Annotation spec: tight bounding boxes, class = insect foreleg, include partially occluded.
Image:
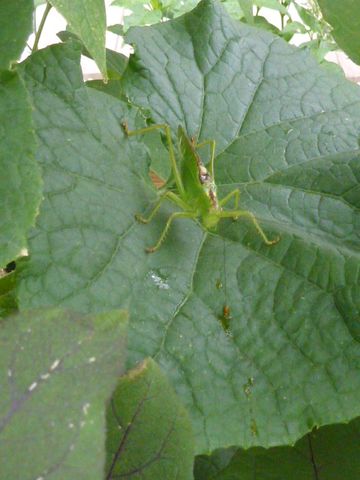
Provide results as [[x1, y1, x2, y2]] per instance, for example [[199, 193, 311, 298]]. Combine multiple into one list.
[[217, 209, 279, 246], [219, 189, 240, 209], [194, 139, 216, 178], [135, 191, 188, 224], [122, 122, 185, 197], [146, 211, 196, 253]]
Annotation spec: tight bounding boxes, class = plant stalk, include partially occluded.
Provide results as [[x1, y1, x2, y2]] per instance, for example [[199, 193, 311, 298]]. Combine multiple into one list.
[[280, 12, 285, 30], [33, 2, 52, 52]]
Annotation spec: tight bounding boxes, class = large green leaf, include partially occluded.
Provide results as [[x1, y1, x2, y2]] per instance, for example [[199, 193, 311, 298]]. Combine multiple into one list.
[[49, 0, 107, 79], [0, 0, 33, 69], [194, 417, 360, 479], [317, 0, 360, 66], [0, 308, 127, 479], [106, 358, 194, 479], [122, 0, 360, 451], [17, 0, 360, 454], [0, 70, 42, 268]]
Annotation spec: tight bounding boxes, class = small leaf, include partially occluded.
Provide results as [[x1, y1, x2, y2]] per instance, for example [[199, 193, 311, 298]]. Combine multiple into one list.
[[0, 308, 128, 480], [86, 78, 123, 98], [106, 358, 194, 480], [280, 20, 307, 39], [238, 0, 253, 24], [254, 0, 287, 14], [106, 49, 129, 78], [124, 4, 163, 30], [309, 39, 338, 64], [252, 15, 280, 35], [317, 0, 360, 66], [293, 4, 321, 33], [0, 70, 42, 268], [194, 417, 360, 479], [58, 30, 128, 78], [49, 0, 108, 80], [0, 0, 33, 69], [108, 24, 124, 36]]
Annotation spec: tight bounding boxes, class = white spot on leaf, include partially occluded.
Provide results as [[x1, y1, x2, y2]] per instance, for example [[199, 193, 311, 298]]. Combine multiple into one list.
[[148, 270, 170, 290], [28, 382, 37, 392], [50, 359, 60, 371]]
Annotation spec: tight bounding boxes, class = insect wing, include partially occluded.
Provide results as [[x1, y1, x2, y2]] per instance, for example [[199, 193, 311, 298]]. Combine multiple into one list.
[[177, 126, 211, 212]]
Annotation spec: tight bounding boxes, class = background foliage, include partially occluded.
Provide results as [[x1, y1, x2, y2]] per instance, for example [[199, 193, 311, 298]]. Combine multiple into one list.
[[115, 0, 338, 61]]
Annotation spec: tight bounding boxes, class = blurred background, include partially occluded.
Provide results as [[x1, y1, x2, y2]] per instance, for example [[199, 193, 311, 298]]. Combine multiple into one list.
[[23, 0, 360, 83]]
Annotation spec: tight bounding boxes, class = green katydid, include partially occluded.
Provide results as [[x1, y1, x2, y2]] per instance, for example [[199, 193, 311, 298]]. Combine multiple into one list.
[[122, 122, 279, 253]]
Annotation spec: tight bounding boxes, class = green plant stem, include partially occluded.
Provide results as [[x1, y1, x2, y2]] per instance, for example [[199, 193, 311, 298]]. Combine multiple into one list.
[[280, 12, 285, 29], [33, 2, 52, 52]]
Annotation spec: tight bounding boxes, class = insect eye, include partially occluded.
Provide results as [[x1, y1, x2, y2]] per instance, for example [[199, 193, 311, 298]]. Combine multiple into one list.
[[199, 166, 210, 183]]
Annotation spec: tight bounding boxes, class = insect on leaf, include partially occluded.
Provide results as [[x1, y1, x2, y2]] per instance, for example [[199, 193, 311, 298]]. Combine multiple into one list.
[[123, 122, 278, 251], [178, 126, 213, 214]]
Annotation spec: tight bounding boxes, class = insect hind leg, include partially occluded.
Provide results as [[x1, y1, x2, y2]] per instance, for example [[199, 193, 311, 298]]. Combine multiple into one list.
[[146, 211, 196, 253], [135, 191, 188, 224], [219, 189, 240, 209], [218, 209, 279, 246]]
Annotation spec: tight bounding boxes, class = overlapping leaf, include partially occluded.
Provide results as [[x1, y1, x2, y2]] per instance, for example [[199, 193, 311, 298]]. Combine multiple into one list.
[[106, 358, 194, 480], [0, 0, 33, 69], [49, 0, 107, 79], [0, 70, 41, 268], [57, 30, 128, 79], [17, 0, 360, 454], [194, 417, 360, 479], [317, 0, 360, 66], [0, 308, 127, 479]]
